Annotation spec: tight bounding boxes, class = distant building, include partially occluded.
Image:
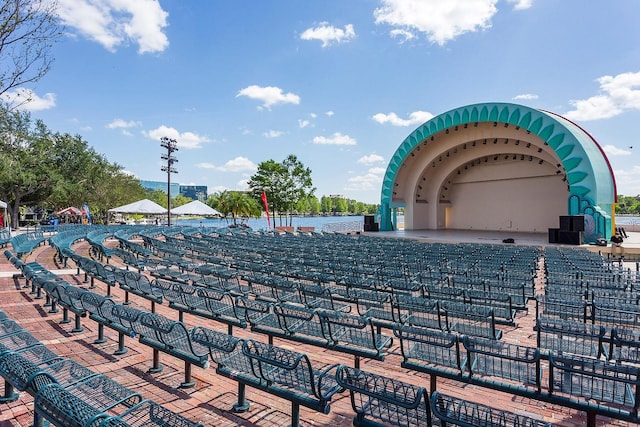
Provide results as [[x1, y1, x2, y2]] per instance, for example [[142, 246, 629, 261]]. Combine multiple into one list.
[[180, 185, 208, 201], [140, 180, 180, 195], [139, 180, 207, 201]]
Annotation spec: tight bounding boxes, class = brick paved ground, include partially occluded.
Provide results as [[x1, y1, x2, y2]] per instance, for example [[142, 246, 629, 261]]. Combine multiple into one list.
[[0, 241, 634, 426]]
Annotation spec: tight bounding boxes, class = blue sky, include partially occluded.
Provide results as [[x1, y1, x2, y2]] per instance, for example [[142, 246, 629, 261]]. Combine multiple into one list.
[[3, 0, 640, 203]]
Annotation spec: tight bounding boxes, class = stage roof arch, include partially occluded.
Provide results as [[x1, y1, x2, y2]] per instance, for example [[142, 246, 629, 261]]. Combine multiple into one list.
[[379, 102, 616, 242]]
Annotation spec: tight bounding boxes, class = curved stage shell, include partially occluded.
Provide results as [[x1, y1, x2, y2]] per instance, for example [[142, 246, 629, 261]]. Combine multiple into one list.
[[379, 102, 616, 243]]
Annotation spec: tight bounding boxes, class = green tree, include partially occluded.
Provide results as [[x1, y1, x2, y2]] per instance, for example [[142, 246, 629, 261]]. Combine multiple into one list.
[[320, 196, 332, 214], [0, 105, 144, 227], [172, 194, 192, 208], [146, 189, 168, 208], [248, 154, 314, 227], [0, 0, 62, 102]]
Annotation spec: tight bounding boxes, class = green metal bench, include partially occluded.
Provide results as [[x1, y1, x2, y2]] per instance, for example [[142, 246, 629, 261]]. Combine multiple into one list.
[[463, 336, 542, 393], [336, 365, 433, 426], [536, 317, 606, 358], [99, 399, 204, 427], [430, 392, 552, 427], [215, 338, 343, 427], [134, 312, 210, 388], [394, 324, 463, 392], [80, 292, 144, 355]]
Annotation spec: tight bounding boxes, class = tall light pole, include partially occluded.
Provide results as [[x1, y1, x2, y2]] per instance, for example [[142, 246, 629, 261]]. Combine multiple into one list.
[[161, 137, 178, 226]]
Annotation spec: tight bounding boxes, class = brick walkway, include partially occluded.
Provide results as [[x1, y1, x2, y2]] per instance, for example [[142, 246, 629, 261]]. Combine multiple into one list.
[[0, 242, 632, 426]]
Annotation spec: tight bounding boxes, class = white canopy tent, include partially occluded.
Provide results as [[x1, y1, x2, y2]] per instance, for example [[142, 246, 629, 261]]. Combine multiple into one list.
[[108, 199, 167, 214], [170, 200, 222, 216]]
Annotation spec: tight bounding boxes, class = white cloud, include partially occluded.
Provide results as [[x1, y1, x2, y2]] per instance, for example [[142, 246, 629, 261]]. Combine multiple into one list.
[[313, 132, 357, 145], [298, 119, 310, 129], [0, 88, 56, 111], [263, 130, 284, 138], [614, 165, 640, 196], [196, 157, 257, 172], [209, 185, 227, 194], [358, 154, 385, 165], [107, 118, 141, 129], [603, 145, 632, 156], [344, 173, 383, 191], [374, 0, 499, 45], [506, 0, 533, 10], [144, 125, 210, 149], [513, 93, 539, 100], [196, 162, 216, 169], [372, 110, 434, 126], [236, 85, 300, 110], [390, 28, 416, 43], [368, 166, 387, 175], [57, 0, 169, 53], [236, 179, 250, 190], [217, 157, 257, 173], [565, 71, 640, 121], [300, 22, 356, 47], [325, 110, 334, 117], [310, 113, 318, 119]]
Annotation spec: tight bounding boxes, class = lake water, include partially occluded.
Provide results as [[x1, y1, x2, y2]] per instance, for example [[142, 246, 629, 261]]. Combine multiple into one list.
[[175, 214, 640, 231], [173, 215, 370, 232]]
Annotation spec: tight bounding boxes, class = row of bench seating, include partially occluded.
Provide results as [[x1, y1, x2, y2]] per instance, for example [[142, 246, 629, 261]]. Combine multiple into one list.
[[10, 231, 46, 259], [393, 323, 640, 424], [0, 230, 10, 248], [0, 308, 203, 427]]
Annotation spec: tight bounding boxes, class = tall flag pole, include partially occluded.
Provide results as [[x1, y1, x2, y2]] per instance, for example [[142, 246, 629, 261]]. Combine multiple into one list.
[[261, 191, 270, 229]]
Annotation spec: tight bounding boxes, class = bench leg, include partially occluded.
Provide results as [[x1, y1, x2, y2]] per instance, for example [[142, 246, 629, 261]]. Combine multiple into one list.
[[151, 301, 156, 313], [33, 410, 47, 427], [232, 383, 250, 412], [60, 308, 69, 323], [83, 272, 88, 283], [180, 361, 195, 388], [354, 355, 360, 370], [227, 324, 233, 335], [289, 402, 301, 427], [114, 332, 128, 355], [71, 313, 83, 333], [35, 287, 43, 299], [147, 348, 163, 373], [89, 277, 95, 289], [178, 311, 184, 323], [429, 374, 437, 394], [0, 381, 19, 403], [123, 291, 130, 305], [586, 411, 596, 427], [43, 295, 51, 307], [49, 300, 59, 315], [106, 285, 111, 297], [94, 324, 107, 344]]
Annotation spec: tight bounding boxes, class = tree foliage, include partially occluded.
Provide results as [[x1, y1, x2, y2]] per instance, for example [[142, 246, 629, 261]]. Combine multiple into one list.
[[247, 154, 315, 227], [0, 0, 62, 101], [617, 195, 640, 215], [207, 190, 259, 225], [0, 105, 145, 227]]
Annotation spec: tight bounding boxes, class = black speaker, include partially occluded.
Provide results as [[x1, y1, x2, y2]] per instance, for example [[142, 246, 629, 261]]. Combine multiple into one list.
[[364, 222, 379, 232], [559, 216, 571, 231], [558, 230, 583, 245], [548, 228, 559, 244], [364, 215, 375, 225], [570, 216, 585, 232]]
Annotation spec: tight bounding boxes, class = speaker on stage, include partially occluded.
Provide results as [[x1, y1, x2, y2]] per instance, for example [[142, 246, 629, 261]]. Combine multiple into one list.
[[559, 216, 571, 231], [364, 215, 375, 225], [570, 216, 585, 232], [548, 228, 559, 244], [364, 222, 379, 232], [558, 230, 583, 245]]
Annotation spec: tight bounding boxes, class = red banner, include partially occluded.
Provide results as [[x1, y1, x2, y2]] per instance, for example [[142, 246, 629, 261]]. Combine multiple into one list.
[[261, 191, 270, 229]]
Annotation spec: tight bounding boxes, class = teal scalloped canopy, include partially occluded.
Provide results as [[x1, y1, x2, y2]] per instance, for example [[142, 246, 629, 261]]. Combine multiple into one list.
[[380, 102, 615, 208]]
